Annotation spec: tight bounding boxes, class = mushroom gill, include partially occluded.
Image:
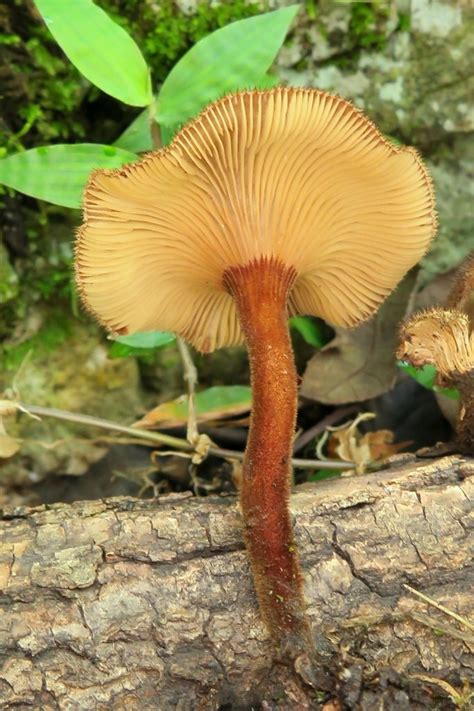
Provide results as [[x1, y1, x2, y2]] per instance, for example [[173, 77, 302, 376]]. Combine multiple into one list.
[[76, 87, 436, 353]]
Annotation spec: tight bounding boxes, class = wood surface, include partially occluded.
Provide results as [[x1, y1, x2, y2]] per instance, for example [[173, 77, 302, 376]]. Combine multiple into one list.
[[0, 455, 472, 710]]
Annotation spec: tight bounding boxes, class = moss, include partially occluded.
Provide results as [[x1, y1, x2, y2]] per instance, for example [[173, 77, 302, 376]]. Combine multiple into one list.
[[0, 202, 77, 343], [0, 242, 19, 304], [1, 0, 268, 330], [348, 1, 389, 52], [1, 309, 73, 372], [398, 12, 411, 33], [0, 8, 87, 151], [102, 0, 265, 86], [305, 0, 318, 22]]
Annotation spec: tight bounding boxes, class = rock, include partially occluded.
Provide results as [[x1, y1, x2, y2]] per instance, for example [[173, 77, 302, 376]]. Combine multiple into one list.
[[279, 1, 473, 144], [276, 0, 474, 277], [0, 316, 143, 485], [423, 135, 474, 282], [411, 0, 463, 37]]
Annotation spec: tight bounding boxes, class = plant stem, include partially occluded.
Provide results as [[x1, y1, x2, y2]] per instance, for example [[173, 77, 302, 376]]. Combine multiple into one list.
[[176, 336, 199, 444], [15, 402, 354, 470], [148, 109, 200, 447], [223, 257, 310, 652], [17, 403, 189, 449]]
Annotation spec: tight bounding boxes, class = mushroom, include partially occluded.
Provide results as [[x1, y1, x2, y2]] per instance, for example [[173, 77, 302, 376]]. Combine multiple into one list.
[[76, 88, 437, 654], [398, 254, 474, 454]]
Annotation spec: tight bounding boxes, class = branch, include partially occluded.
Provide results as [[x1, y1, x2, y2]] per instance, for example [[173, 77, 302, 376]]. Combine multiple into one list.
[[13, 401, 354, 470], [0, 455, 472, 709]]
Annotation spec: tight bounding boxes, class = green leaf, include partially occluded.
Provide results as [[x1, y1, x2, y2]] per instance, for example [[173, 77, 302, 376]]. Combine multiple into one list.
[[114, 331, 176, 349], [384, 133, 402, 147], [290, 316, 326, 348], [34, 0, 152, 106], [135, 385, 252, 428], [194, 385, 252, 418], [308, 470, 342, 482], [111, 331, 176, 358], [114, 110, 153, 153], [0, 144, 137, 208], [398, 362, 460, 399], [114, 71, 280, 152], [156, 5, 300, 127]]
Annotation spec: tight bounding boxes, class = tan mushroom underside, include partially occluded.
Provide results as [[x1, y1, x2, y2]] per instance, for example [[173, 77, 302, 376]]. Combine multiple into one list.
[[399, 309, 474, 376], [76, 88, 436, 352]]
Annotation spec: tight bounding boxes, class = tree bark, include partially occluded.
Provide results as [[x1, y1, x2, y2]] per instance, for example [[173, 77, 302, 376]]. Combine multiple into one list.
[[0, 455, 473, 710]]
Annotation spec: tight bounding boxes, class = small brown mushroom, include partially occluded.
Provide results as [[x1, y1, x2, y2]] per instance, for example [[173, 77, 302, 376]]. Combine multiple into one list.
[[76, 88, 437, 656], [398, 254, 474, 454]]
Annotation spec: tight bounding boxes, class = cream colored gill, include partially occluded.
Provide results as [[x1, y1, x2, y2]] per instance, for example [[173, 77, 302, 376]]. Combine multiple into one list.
[[77, 87, 436, 350]]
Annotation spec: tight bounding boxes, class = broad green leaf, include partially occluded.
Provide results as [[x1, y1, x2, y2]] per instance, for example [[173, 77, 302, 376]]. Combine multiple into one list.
[[115, 110, 153, 153], [254, 73, 280, 90], [160, 124, 176, 149], [34, 0, 152, 106], [115, 331, 176, 349], [156, 5, 300, 127], [109, 331, 176, 357], [290, 316, 326, 348], [135, 385, 252, 429], [160, 72, 282, 145], [398, 362, 459, 399], [0, 144, 137, 208]]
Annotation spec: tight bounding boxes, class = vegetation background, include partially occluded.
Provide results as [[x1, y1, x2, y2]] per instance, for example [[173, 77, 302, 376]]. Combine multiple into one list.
[[0, 0, 473, 504]]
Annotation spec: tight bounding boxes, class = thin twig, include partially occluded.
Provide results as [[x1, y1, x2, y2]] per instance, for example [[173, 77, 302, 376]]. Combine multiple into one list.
[[292, 404, 359, 454], [340, 610, 474, 645], [15, 402, 354, 471], [176, 337, 199, 444], [409, 611, 474, 645], [147, 109, 200, 446], [207, 444, 351, 469], [19, 403, 190, 449], [148, 98, 162, 150], [403, 584, 474, 632]]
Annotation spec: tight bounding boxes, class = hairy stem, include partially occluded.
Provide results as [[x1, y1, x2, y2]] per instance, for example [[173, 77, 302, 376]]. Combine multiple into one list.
[[224, 258, 310, 651]]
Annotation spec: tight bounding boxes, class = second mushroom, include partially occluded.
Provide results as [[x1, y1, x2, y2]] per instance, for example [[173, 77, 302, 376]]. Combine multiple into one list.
[[76, 88, 437, 655]]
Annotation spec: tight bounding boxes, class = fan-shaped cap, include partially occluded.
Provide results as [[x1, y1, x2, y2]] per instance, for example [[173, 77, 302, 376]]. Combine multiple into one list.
[[76, 87, 436, 352], [398, 308, 474, 376]]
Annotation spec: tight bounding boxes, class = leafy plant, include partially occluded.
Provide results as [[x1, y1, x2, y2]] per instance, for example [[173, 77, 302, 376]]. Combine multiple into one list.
[[0, 0, 300, 351], [398, 362, 460, 400], [348, 1, 389, 51]]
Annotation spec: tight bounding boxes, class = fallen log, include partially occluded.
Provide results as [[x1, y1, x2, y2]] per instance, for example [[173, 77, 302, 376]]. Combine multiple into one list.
[[0, 455, 473, 710]]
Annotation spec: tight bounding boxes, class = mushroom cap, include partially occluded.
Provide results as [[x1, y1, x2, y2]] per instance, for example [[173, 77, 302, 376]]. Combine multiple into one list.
[[398, 308, 474, 376], [76, 87, 436, 352]]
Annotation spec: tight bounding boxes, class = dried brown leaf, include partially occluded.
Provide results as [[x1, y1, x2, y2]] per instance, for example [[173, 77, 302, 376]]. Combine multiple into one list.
[[301, 271, 418, 404], [0, 434, 21, 459], [326, 413, 409, 474]]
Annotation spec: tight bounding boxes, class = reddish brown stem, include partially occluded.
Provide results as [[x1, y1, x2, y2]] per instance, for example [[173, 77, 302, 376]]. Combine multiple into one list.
[[223, 257, 310, 652]]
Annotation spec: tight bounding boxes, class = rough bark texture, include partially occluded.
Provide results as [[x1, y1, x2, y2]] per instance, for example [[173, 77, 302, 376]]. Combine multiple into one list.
[[0, 455, 473, 710]]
